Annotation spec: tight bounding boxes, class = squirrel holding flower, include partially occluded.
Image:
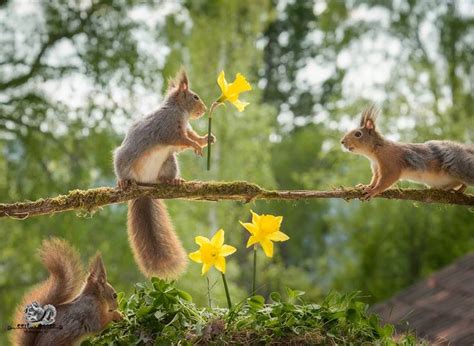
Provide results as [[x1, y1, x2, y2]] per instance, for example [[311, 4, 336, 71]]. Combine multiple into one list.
[[341, 105, 474, 199], [113, 69, 214, 278]]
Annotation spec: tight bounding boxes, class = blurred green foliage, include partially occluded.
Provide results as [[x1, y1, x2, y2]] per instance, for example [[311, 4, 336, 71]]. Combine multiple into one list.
[[0, 0, 472, 343]]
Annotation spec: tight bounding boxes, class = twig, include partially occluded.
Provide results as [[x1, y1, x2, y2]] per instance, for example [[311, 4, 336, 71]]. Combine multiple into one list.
[[0, 181, 472, 219]]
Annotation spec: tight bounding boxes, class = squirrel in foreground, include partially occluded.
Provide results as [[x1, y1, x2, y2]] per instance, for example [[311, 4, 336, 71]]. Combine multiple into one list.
[[341, 105, 474, 199], [12, 238, 122, 346], [113, 69, 213, 278]]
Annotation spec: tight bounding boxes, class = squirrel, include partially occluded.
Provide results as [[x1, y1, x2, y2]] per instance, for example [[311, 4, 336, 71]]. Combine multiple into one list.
[[113, 69, 214, 278], [340, 105, 474, 199], [12, 238, 122, 346]]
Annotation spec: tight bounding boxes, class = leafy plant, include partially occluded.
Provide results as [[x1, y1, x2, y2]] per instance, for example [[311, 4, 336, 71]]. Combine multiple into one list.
[[86, 279, 420, 345]]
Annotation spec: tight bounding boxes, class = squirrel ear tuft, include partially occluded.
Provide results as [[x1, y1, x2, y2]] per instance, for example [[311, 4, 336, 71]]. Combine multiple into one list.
[[168, 77, 177, 90], [360, 104, 378, 130], [88, 253, 107, 285], [177, 69, 189, 92]]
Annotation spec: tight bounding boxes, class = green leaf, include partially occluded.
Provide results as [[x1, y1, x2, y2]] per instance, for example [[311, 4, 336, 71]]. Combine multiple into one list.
[[270, 292, 281, 302], [136, 306, 153, 318], [247, 295, 265, 310], [176, 289, 193, 302]]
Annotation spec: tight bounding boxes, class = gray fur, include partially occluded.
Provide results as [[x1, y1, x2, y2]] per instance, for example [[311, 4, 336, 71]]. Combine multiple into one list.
[[402, 140, 474, 184], [158, 154, 179, 180], [36, 295, 102, 346], [114, 99, 188, 180], [113, 70, 205, 278]]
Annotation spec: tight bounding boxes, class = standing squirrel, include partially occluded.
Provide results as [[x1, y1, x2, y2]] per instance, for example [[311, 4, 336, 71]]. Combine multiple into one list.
[[341, 105, 474, 199], [113, 69, 214, 278], [12, 238, 122, 346]]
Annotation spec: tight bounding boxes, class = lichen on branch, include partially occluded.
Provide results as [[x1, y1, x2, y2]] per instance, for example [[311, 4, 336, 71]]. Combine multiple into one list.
[[0, 181, 472, 219]]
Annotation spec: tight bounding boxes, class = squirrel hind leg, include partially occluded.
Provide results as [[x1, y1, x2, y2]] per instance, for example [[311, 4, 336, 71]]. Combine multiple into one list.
[[157, 154, 182, 185]]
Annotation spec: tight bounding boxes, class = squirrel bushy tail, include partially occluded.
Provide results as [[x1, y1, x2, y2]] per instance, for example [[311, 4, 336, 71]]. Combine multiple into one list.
[[13, 238, 83, 345], [453, 146, 474, 185], [128, 197, 187, 278], [432, 141, 474, 185]]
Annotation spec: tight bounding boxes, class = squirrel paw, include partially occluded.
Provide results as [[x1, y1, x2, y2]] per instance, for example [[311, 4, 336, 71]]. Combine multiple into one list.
[[193, 146, 203, 156], [117, 179, 133, 190], [360, 187, 380, 201], [198, 134, 216, 147], [207, 133, 216, 144], [160, 177, 184, 186], [355, 183, 368, 189]]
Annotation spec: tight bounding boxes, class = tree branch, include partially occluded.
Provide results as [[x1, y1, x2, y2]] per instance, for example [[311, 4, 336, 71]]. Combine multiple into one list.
[[0, 181, 472, 219], [0, 2, 103, 91]]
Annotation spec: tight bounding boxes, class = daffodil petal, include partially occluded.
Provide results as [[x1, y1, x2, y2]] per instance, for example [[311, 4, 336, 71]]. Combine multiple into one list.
[[261, 239, 274, 257], [214, 256, 226, 273], [217, 71, 227, 94], [211, 229, 225, 247], [230, 98, 249, 112], [246, 235, 259, 248], [227, 73, 252, 95], [267, 231, 289, 242], [239, 221, 257, 235], [189, 251, 202, 263], [250, 210, 261, 225], [275, 216, 283, 228], [220, 244, 236, 256], [195, 236, 210, 246], [202, 262, 213, 275]]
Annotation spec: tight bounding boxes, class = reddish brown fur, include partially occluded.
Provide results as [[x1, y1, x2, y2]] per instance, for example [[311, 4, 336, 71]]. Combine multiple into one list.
[[12, 238, 83, 346], [341, 105, 472, 198], [128, 198, 187, 278], [12, 240, 121, 346]]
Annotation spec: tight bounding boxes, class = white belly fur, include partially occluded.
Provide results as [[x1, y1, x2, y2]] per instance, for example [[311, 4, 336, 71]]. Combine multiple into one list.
[[400, 170, 460, 188], [131, 146, 174, 183]]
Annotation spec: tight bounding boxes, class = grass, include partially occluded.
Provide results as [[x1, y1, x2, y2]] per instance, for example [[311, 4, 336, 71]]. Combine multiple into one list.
[[84, 278, 420, 345]]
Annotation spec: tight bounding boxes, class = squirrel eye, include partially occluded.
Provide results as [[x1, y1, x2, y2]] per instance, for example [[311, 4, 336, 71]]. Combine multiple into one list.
[[193, 94, 199, 101], [354, 131, 362, 138]]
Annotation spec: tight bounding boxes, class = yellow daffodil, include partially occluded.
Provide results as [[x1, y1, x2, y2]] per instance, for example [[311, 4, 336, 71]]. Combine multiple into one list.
[[216, 71, 252, 112], [189, 229, 236, 275], [240, 210, 289, 258]]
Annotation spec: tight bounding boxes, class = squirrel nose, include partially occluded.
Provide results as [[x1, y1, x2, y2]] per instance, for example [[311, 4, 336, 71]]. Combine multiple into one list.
[[340, 139, 345, 145]]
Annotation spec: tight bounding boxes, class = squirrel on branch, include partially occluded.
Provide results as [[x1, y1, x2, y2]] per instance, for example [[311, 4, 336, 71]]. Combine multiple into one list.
[[12, 238, 122, 346], [341, 105, 474, 199], [113, 69, 214, 278]]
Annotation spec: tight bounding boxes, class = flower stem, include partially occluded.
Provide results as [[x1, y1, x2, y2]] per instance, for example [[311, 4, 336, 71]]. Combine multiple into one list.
[[206, 276, 212, 308], [206, 102, 221, 171], [252, 245, 257, 295], [221, 273, 232, 309], [206, 115, 212, 170]]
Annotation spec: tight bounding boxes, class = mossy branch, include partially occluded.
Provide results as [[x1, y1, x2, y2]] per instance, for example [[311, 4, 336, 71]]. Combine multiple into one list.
[[0, 181, 473, 219]]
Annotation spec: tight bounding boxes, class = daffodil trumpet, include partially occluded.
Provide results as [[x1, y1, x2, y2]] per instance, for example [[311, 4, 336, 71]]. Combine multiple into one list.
[[206, 71, 252, 170]]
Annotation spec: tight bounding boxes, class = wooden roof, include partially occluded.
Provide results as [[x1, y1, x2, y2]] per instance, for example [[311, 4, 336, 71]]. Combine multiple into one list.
[[371, 253, 474, 344]]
